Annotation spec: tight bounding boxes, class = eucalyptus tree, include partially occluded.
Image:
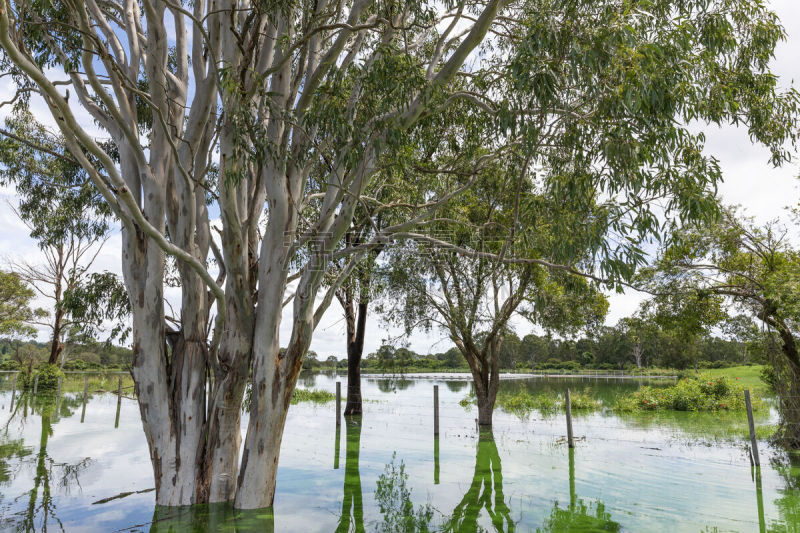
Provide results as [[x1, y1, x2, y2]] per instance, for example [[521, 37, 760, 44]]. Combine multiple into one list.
[[0, 269, 44, 367], [0, 0, 796, 509], [0, 269, 39, 338], [335, 234, 382, 416], [383, 161, 609, 425], [643, 210, 800, 447], [0, 111, 113, 366]]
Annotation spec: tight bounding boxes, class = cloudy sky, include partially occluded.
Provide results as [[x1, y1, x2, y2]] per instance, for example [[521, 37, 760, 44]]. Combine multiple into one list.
[[1, 0, 800, 358]]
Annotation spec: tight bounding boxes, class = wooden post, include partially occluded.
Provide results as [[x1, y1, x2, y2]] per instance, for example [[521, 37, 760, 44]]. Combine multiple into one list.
[[335, 381, 341, 427], [33, 374, 39, 395], [9, 372, 17, 410], [80, 375, 88, 423], [755, 466, 766, 533], [333, 421, 341, 469], [565, 388, 574, 448], [434, 436, 440, 485], [114, 376, 122, 428], [55, 377, 62, 413], [568, 446, 576, 510], [433, 385, 439, 436], [745, 389, 760, 467]]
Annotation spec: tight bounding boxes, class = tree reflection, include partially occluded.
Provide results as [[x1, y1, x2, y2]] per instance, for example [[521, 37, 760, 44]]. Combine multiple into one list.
[[1, 392, 91, 532], [336, 416, 364, 532], [376, 378, 413, 394], [148, 504, 275, 532], [444, 381, 468, 393], [443, 430, 514, 532], [373, 454, 434, 532], [767, 452, 800, 533]]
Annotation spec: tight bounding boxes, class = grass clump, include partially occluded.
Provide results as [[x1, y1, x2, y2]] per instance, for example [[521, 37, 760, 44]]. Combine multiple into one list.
[[616, 374, 763, 412], [290, 388, 336, 404], [243, 386, 335, 411], [20, 364, 65, 391], [498, 390, 560, 416], [461, 389, 601, 417]]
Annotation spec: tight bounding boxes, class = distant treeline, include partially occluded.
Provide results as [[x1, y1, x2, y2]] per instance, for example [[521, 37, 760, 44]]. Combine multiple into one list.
[[1, 326, 768, 374], [306, 328, 772, 372], [0, 338, 132, 371]]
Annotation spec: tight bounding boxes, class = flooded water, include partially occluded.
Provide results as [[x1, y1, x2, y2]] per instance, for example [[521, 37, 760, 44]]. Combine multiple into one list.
[[0, 372, 798, 532]]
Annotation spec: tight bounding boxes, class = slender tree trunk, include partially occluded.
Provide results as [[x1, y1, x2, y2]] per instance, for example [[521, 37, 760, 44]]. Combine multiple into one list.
[[463, 347, 500, 427], [234, 223, 299, 509], [47, 308, 64, 366], [775, 328, 800, 448], [200, 315, 252, 503], [235, 352, 298, 509], [344, 302, 367, 416], [632, 344, 643, 369]]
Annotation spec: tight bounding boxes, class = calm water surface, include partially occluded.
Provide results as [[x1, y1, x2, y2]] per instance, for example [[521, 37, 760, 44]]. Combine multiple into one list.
[[0, 372, 798, 532]]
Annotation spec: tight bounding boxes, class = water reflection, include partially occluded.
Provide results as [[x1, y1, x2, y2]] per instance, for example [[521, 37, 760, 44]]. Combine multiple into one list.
[[336, 417, 364, 533], [0, 373, 797, 531], [536, 448, 620, 532], [299, 371, 317, 389], [373, 455, 434, 532], [444, 381, 468, 393], [148, 504, 275, 532], [1, 392, 91, 531], [443, 430, 514, 532], [768, 452, 800, 532], [374, 378, 413, 394]]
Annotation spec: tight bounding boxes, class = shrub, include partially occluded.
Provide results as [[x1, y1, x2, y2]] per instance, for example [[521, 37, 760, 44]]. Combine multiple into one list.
[[760, 365, 777, 394], [568, 390, 601, 410], [21, 364, 65, 391], [0, 360, 20, 371], [63, 358, 102, 371], [491, 389, 600, 418], [616, 374, 762, 412], [290, 388, 336, 404]]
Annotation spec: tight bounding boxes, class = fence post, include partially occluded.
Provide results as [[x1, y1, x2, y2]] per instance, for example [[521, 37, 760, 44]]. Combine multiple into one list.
[[434, 435, 440, 485], [744, 389, 760, 467], [114, 376, 122, 428], [335, 381, 341, 427], [565, 388, 574, 448], [33, 374, 39, 395], [10, 372, 17, 410], [55, 377, 62, 412], [433, 385, 439, 436], [333, 421, 341, 469], [80, 375, 88, 423]]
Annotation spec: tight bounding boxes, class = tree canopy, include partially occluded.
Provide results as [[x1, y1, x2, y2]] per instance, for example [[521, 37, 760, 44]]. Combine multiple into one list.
[[0, 0, 797, 508]]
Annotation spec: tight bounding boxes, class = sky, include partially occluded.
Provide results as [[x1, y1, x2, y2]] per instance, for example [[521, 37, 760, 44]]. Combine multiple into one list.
[[1, 1, 800, 358]]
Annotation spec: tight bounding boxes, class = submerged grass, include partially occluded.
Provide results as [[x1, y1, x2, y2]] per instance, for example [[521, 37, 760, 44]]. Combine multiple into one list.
[[461, 389, 601, 418], [290, 388, 336, 404], [242, 386, 336, 411], [616, 373, 764, 412]]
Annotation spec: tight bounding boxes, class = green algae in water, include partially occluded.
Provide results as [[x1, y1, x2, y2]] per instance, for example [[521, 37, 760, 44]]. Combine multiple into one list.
[[460, 388, 601, 418], [1, 372, 799, 532]]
